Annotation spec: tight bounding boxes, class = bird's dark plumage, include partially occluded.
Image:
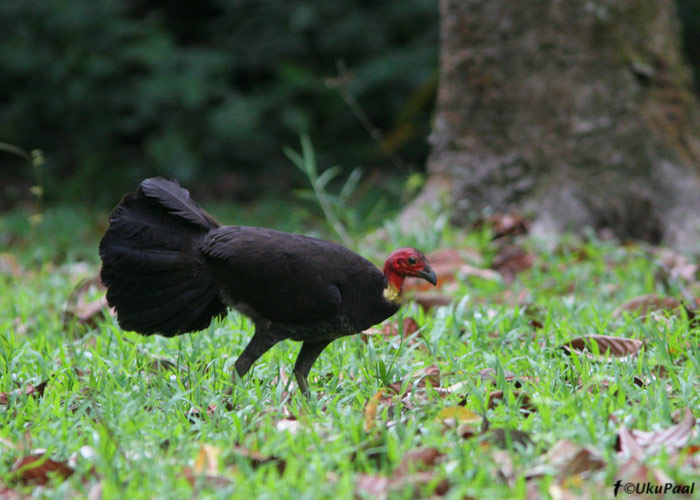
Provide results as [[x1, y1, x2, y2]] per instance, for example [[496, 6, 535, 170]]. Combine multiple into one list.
[[99, 177, 436, 394]]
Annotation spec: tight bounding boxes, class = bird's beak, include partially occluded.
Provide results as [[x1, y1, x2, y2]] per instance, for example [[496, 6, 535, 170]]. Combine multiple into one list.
[[414, 265, 437, 286]]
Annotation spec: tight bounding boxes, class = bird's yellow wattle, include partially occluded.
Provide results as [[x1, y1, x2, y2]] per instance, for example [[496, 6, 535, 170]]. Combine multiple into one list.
[[382, 283, 402, 303]]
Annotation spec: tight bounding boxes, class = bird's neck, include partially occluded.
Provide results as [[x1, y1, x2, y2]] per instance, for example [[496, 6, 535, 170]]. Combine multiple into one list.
[[382, 266, 405, 304]]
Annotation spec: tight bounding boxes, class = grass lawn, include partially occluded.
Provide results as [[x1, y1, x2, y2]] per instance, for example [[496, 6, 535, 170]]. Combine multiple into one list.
[[1, 205, 699, 499]]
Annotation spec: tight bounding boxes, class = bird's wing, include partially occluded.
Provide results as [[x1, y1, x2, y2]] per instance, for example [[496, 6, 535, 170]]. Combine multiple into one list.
[[200, 227, 352, 325]]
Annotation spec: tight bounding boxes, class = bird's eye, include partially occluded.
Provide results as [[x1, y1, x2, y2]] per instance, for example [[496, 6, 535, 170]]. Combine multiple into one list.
[[407, 256, 417, 265]]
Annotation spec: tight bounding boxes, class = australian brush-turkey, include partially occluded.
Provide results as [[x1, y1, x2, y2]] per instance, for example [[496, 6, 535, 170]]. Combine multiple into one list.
[[99, 178, 437, 394]]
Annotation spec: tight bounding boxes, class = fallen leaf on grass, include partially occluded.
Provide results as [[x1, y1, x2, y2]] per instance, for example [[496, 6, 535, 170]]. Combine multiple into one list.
[[560, 335, 643, 359], [186, 404, 219, 422], [487, 390, 535, 415], [365, 367, 445, 430], [460, 264, 502, 282], [230, 445, 286, 474], [181, 467, 232, 488], [0, 253, 23, 277], [612, 294, 690, 319], [396, 447, 444, 475], [436, 406, 481, 425], [478, 368, 517, 385], [526, 439, 605, 480], [560, 447, 606, 478], [617, 409, 696, 459], [194, 444, 221, 475], [491, 448, 515, 483], [74, 297, 112, 327], [0, 380, 48, 406], [364, 390, 386, 432], [0, 486, 23, 500], [579, 375, 651, 395], [474, 212, 530, 239], [11, 454, 74, 486], [653, 247, 699, 283], [356, 471, 449, 499], [613, 456, 674, 497], [411, 292, 452, 311], [362, 317, 419, 342], [491, 245, 535, 283], [387, 365, 441, 395], [62, 277, 115, 331], [617, 426, 645, 460], [484, 428, 534, 449]]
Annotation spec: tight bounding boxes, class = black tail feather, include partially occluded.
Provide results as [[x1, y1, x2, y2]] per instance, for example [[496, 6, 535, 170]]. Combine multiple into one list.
[[99, 178, 227, 337]]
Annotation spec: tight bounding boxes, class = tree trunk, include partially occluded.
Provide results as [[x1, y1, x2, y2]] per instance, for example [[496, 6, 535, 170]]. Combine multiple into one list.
[[416, 0, 700, 250]]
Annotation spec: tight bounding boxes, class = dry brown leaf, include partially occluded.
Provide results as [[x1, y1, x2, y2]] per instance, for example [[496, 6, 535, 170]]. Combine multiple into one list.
[[0, 380, 48, 406], [186, 403, 220, 422], [478, 368, 517, 385], [561, 335, 643, 358], [653, 247, 699, 283], [62, 278, 114, 330], [194, 444, 221, 475], [612, 294, 688, 318], [614, 457, 676, 498], [411, 292, 452, 311], [231, 445, 286, 474], [436, 406, 481, 424], [475, 212, 530, 239], [485, 428, 533, 449], [181, 466, 232, 487], [356, 473, 392, 498], [362, 317, 420, 342], [0, 253, 22, 277], [456, 423, 478, 439], [396, 447, 444, 475], [383, 317, 419, 337], [617, 425, 646, 460], [491, 448, 515, 482], [11, 454, 74, 486], [491, 245, 535, 283], [459, 264, 501, 282], [356, 471, 449, 499], [561, 448, 606, 477], [487, 390, 535, 415], [526, 439, 605, 480], [388, 365, 441, 396], [412, 365, 441, 389], [617, 409, 696, 458], [75, 296, 112, 327], [364, 390, 385, 432], [0, 486, 23, 500]]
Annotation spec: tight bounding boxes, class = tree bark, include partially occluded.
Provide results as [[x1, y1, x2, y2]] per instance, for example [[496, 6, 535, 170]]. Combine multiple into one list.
[[417, 0, 700, 250]]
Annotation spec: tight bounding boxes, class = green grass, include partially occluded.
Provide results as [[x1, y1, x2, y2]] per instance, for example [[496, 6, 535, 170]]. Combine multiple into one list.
[[1, 205, 699, 499]]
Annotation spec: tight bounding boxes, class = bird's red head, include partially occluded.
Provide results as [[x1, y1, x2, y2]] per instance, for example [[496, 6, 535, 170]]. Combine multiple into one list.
[[383, 247, 437, 301]]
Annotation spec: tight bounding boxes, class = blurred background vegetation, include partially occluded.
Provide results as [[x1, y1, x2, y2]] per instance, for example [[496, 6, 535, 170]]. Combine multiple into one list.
[[0, 0, 698, 208]]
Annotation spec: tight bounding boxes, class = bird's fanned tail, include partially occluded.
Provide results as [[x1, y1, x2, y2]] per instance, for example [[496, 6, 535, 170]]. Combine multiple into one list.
[[99, 178, 227, 336]]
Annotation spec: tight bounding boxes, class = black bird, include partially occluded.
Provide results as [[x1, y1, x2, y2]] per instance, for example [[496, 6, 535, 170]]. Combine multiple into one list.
[[99, 178, 437, 394]]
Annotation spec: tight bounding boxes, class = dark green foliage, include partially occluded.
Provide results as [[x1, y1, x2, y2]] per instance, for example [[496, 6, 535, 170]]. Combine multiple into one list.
[[678, 0, 700, 94], [2, 0, 698, 207], [0, 0, 438, 204]]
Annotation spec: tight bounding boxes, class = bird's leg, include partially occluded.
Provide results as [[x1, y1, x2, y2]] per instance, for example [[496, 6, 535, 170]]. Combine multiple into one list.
[[293, 340, 331, 396], [228, 328, 279, 395]]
